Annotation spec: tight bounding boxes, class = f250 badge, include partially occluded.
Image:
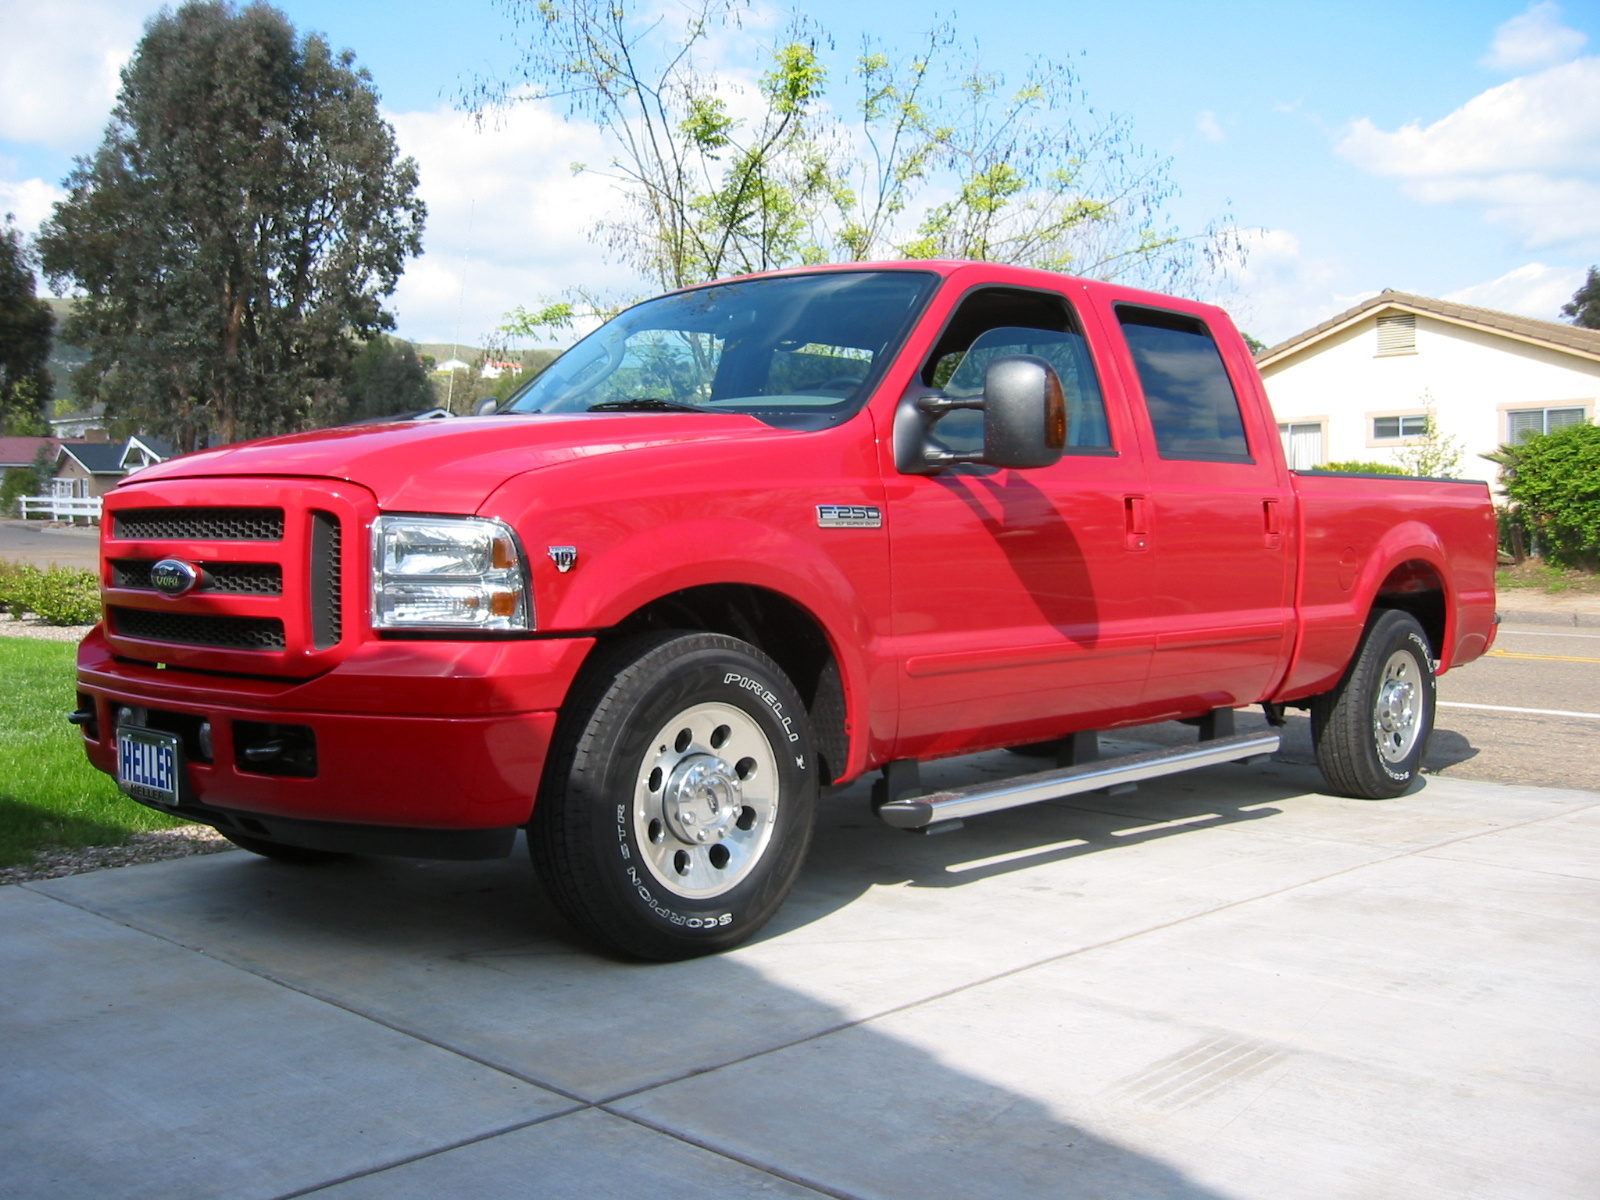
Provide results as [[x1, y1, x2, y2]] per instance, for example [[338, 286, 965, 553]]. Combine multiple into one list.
[[816, 504, 882, 529]]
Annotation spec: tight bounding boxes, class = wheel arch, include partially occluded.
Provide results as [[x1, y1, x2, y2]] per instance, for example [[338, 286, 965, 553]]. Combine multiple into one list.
[[583, 583, 857, 785]]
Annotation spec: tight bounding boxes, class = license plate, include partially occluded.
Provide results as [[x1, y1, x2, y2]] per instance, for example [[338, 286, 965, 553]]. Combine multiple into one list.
[[118, 727, 182, 806]]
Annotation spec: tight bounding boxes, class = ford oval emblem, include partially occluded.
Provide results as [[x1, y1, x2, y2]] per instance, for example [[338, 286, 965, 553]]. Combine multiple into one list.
[[149, 558, 201, 598]]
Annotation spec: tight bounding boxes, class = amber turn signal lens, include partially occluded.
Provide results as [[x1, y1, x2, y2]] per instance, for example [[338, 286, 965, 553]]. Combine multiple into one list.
[[1045, 372, 1067, 450], [489, 591, 518, 617], [491, 536, 517, 570]]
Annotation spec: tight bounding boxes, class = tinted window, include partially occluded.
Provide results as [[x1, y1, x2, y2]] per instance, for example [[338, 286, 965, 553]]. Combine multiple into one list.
[[921, 289, 1113, 456], [1118, 306, 1250, 462], [505, 271, 937, 430]]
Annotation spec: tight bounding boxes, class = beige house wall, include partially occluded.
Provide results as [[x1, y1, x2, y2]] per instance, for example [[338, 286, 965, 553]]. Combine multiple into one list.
[[1259, 313, 1600, 486]]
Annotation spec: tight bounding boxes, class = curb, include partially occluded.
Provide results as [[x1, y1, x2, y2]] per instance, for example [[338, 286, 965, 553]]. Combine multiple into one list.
[[1498, 608, 1600, 629]]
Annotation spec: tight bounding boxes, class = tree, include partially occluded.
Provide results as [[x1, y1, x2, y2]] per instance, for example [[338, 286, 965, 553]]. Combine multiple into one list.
[[0, 215, 53, 436], [1562, 266, 1600, 329], [1486, 422, 1600, 567], [1394, 393, 1463, 479], [476, 1, 1239, 297], [37, 2, 425, 452], [334, 336, 436, 423]]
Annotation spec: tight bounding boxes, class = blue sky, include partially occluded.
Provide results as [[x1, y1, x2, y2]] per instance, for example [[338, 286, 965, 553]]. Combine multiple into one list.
[[4, 0, 1598, 346]]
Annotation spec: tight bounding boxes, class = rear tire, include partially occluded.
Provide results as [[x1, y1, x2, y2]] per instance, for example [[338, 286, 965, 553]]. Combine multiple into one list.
[[530, 632, 818, 961], [1311, 609, 1435, 799], [220, 832, 349, 864]]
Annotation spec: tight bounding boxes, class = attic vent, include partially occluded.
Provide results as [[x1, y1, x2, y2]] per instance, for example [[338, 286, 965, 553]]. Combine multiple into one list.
[[1376, 313, 1416, 355]]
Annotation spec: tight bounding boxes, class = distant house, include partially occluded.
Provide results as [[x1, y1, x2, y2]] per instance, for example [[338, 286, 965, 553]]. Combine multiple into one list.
[[433, 357, 471, 374], [479, 359, 523, 380], [1258, 291, 1600, 480], [54, 435, 174, 499], [49, 404, 108, 439], [0, 436, 79, 473]]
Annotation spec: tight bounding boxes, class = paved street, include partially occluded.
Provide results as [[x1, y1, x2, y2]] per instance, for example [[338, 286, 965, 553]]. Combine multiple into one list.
[[0, 519, 100, 569]]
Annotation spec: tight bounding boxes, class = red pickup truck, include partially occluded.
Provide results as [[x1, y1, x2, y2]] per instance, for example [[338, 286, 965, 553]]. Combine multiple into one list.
[[75, 261, 1498, 959]]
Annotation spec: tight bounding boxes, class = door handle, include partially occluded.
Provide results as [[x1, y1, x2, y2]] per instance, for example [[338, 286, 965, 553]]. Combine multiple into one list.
[[1124, 495, 1149, 552], [1263, 499, 1282, 549]]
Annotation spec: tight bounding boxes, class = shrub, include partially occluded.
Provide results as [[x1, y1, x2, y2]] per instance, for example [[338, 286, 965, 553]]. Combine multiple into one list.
[[1322, 460, 1406, 475], [1489, 423, 1600, 568], [0, 562, 101, 625]]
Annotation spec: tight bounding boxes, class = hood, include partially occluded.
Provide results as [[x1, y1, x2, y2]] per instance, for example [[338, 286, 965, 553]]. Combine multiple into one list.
[[128, 412, 777, 511]]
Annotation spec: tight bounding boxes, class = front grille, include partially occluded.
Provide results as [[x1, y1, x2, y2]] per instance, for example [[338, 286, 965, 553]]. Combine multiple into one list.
[[110, 606, 286, 651], [308, 511, 341, 649], [111, 559, 283, 595], [114, 507, 284, 541]]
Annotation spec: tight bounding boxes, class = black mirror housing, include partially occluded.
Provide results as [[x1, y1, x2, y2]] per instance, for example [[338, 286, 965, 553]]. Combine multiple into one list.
[[981, 355, 1067, 469], [893, 354, 1067, 474]]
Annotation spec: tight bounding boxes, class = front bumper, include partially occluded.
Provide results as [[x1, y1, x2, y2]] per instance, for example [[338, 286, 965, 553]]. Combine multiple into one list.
[[77, 627, 594, 833]]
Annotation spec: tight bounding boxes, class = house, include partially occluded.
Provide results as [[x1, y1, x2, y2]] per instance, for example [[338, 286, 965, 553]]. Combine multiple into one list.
[[433, 357, 471, 374], [49, 403, 108, 439], [1257, 290, 1600, 480], [54, 435, 173, 499], [479, 359, 524, 380], [0, 436, 80, 474]]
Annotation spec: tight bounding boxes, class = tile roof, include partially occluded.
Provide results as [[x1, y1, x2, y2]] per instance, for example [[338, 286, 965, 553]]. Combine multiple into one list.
[[1257, 290, 1600, 368], [0, 436, 80, 469]]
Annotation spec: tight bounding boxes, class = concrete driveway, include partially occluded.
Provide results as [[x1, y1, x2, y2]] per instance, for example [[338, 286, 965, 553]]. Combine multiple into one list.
[[3, 752, 1598, 1200]]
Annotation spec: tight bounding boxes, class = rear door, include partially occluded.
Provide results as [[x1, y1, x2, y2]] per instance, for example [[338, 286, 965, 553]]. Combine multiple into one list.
[[1087, 297, 1295, 712]]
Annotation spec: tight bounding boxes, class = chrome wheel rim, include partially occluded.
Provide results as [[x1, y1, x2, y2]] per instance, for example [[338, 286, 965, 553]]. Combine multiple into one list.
[[632, 701, 779, 899], [1373, 650, 1423, 764]]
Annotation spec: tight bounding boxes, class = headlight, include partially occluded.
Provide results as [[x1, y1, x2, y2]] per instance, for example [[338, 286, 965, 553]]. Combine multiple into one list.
[[370, 516, 532, 630]]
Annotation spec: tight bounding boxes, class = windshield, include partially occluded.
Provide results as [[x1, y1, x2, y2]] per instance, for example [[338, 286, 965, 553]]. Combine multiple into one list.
[[503, 270, 938, 430]]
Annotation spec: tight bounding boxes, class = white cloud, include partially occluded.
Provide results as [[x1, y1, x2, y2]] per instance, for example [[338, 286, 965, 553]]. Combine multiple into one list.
[[1196, 111, 1225, 143], [0, 0, 145, 147], [1482, 2, 1588, 72], [386, 100, 637, 345], [0, 177, 67, 236], [1337, 56, 1600, 247], [1443, 261, 1584, 318], [1221, 228, 1369, 346]]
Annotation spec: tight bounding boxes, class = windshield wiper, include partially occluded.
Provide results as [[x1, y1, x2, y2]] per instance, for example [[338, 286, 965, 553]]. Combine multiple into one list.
[[587, 397, 711, 414]]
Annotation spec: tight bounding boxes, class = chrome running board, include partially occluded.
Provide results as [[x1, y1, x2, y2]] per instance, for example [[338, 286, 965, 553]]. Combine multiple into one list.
[[875, 732, 1280, 830]]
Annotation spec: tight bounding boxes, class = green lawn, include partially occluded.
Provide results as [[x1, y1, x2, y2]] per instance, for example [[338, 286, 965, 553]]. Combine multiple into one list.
[[0, 636, 184, 867]]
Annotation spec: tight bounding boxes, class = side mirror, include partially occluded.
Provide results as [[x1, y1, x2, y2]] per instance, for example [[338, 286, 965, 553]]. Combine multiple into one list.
[[474, 397, 500, 416], [893, 354, 1067, 475]]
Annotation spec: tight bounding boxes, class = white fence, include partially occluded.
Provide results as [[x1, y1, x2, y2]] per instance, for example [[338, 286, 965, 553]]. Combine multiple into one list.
[[18, 495, 103, 523]]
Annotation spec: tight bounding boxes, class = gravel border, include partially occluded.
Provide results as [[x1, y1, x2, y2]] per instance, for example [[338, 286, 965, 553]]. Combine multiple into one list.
[[1, 825, 235, 886], [0, 611, 95, 642]]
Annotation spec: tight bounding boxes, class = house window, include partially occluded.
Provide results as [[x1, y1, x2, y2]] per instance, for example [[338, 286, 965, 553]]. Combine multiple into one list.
[[1507, 406, 1586, 443], [1376, 313, 1416, 355], [1277, 422, 1324, 470], [1374, 414, 1428, 440]]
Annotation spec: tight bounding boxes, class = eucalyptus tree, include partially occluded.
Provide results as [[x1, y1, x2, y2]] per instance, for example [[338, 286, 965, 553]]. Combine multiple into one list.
[[0, 216, 53, 436], [38, 1, 425, 450]]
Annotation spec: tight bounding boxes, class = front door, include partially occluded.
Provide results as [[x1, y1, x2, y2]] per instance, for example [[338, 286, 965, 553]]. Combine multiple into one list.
[[884, 285, 1155, 760]]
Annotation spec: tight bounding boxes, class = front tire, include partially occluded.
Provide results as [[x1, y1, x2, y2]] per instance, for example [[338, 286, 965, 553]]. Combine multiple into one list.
[[1311, 608, 1436, 799], [530, 632, 818, 960]]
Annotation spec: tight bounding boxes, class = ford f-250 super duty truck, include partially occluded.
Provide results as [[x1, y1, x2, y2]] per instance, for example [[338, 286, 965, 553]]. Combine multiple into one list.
[[74, 261, 1498, 959]]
